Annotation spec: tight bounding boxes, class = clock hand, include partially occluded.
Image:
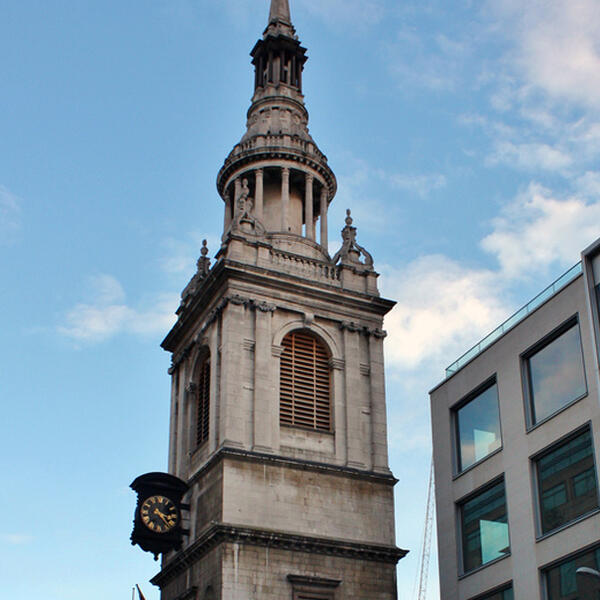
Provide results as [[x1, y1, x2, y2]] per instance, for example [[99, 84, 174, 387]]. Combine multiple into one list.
[[153, 508, 172, 527]]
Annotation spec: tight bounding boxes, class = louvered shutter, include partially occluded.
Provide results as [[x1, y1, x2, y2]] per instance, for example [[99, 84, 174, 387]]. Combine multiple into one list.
[[280, 330, 331, 431], [196, 356, 210, 446]]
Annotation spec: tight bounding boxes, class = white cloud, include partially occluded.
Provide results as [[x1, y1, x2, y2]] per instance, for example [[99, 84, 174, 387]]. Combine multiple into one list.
[[379, 178, 600, 372], [58, 274, 177, 344], [381, 256, 507, 370], [0, 185, 21, 243], [576, 171, 600, 196], [386, 26, 465, 92], [2, 533, 32, 545], [487, 140, 573, 171], [488, 0, 600, 109], [388, 172, 447, 196], [482, 183, 600, 278]]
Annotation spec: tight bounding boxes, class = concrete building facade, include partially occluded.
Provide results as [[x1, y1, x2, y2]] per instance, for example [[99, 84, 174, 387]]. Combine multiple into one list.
[[430, 240, 600, 599], [151, 2, 406, 599]]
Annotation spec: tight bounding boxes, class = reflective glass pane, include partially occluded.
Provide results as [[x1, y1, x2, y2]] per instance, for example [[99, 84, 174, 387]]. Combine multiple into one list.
[[536, 429, 598, 534], [457, 383, 502, 471], [461, 480, 510, 572], [527, 324, 586, 424], [475, 586, 513, 600], [545, 545, 600, 600]]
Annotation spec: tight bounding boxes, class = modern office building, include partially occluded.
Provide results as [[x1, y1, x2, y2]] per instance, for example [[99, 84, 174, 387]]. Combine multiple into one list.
[[150, 2, 406, 599], [430, 239, 600, 600]]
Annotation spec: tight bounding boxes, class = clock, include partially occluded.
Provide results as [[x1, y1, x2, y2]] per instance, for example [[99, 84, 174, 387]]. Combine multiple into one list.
[[140, 495, 180, 534], [130, 472, 189, 558]]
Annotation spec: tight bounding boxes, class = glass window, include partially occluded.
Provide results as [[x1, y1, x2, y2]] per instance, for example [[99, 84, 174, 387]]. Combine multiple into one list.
[[471, 587, 513, 600], [456, 382, 502, 472], [544, 545, 600, 600], [461, 480, 510, 572], [536, 428, 599, 534], [525, 322, 586, 425]]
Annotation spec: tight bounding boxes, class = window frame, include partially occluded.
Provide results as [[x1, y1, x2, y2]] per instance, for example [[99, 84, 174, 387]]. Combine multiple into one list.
[[521, 316, 588, 431], [287, 575, 340, 600], [531, 422, 600, 539], [190, 350, 211, 451], [457, 476, 511, 576], [452, 376, 503, 477], [467, 582, 514, 600], [541, 541, 600, 600]]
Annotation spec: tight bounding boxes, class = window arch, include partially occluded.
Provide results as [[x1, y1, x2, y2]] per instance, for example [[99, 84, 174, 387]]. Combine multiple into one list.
[[194, 352, 210, 447], [280, 330, 331, 431]]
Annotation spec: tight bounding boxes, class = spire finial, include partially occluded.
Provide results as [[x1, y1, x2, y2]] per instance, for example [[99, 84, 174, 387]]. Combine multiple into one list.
[[269, 0, 291, 24], [265, 0, 296, 39]]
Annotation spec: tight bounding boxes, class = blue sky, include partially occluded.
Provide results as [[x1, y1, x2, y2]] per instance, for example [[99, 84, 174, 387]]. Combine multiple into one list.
[[2, 1, 600, 599]]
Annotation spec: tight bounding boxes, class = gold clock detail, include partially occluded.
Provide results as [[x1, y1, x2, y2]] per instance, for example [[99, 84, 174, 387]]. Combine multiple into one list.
[[140, 495, 179, 534]]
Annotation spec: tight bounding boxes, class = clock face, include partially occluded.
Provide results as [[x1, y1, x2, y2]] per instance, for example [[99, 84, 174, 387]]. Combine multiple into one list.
[[140, 495, 179, 534]]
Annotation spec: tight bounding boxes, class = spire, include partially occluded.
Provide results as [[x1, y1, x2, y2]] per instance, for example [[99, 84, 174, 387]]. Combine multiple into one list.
[[269, 0, 291, 24], [265, 0, 296, 39]]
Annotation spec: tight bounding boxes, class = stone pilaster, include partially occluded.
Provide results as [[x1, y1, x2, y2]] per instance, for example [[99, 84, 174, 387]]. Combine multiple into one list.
[[253, 303, 276, 452], [218, 302, 246, 449], [368, 330, 390, 472], [320, 187, 328, 249], [342, 323, 365, 469]]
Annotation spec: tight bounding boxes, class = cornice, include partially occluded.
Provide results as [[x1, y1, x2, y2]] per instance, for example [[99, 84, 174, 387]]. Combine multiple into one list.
[[217, 144, 336, 198], [187, 446, 398, 488], [162, 259, 395, 353], [151, 523, 408, 587]]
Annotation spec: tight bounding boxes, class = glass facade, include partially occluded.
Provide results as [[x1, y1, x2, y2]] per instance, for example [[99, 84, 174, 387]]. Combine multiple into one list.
[[461, 480, 510, 572], [545, 546, 600, 600], [456, 382, 502, 472], [526, 323, 586, 425], [536, 428, 599, 534]]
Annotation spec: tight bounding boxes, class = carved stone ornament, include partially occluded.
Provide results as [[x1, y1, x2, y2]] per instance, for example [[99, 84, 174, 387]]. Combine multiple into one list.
[[196, 239, 211, 276], [179, 240, 212, 307], [339, 320, 363, 333], [223, 177, 266, 241], [331, 209, 374, 271]]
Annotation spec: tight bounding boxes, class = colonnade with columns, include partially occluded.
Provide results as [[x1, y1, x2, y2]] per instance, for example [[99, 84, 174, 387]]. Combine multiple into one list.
[[222, 165, 330, 249]]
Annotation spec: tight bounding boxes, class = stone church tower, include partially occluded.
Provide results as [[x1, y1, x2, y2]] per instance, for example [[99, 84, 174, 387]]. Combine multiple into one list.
[[152, 1, 407, 598]]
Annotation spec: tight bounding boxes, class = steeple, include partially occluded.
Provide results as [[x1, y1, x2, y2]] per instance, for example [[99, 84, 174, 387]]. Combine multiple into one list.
[[216, 0, 337, 257], [155, 4, 404, 598]]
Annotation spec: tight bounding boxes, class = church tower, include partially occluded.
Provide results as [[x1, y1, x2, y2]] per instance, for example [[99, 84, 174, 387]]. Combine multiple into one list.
[[152, 1, 407, 598]]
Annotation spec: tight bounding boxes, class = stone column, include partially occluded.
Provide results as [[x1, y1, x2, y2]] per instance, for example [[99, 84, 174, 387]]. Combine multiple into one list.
[[255, 169, 264, 221], [281, 167, 290, 232], [305, 173, 314, 240], [223, 191, 232, 232], [234, 178, 242, 220], [320, 187, 328, 249]]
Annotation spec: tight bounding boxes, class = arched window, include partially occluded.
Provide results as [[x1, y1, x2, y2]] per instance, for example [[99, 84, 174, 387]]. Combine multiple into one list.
[[195, 353, 210, 447], [280, 330, 331, 431]]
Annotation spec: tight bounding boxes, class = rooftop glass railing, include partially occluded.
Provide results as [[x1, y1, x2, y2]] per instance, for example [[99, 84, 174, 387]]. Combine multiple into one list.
[[445, 261, 583, 378]]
